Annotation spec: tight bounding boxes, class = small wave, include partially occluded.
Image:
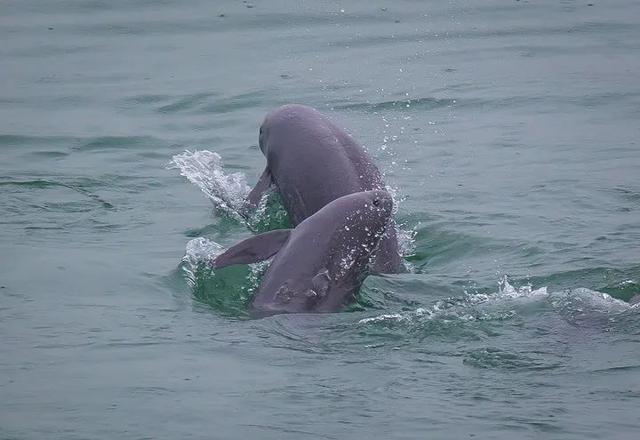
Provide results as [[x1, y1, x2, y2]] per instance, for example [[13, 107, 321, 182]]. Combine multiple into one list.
[[359, 276, 633, 329], [156, 92, 217, 114], [359, 277, 544, 325], [168, 150, 250, 222]]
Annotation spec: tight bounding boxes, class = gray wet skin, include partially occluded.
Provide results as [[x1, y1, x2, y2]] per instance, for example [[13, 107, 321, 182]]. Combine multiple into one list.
[[213, 190, 394, 315], [246, 104, 404, 274]]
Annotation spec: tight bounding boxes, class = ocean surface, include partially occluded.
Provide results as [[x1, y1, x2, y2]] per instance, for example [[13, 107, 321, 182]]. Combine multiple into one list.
[[1, 0, 639, 438]]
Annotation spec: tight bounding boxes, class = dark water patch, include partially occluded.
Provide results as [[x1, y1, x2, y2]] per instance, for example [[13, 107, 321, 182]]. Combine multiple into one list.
[[199, 90, 269, 115], [132, 150, 173, 160], [98, 174, 167, 193], [574, 91, 640, 109], [156, 92, 218, 114], [435, 41, 635, 59], [30, 10, 395, 39], [26, 151, 69, 159], [331, 92, 639, 115], [607, 186, 640, 203], [119, 94, 174, 114], [127, 385, 176, 396], [326, 20, 640, 50], [3, 0, 177, 15], [72, 136, 165, 151], [7, 44, 97, 58], [476, 93, 640, 112], [0, 134, 82, 150], [333, 97, 457, 112], [0, 179, 114, 209], [0, 98, 22, 105], [152, 90, 269, 116], [121, 94, 172, 106], [590, 364, 640, 374], [463, 347, 561, 371]]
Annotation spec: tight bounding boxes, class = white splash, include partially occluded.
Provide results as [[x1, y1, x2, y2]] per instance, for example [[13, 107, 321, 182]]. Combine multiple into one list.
[[396, 222, 417, 258], [384, 183, 416, 260], [182, 236, 273, 295], [182, 237, 224, 287], [168, 150, 250, 221], [466, 276, 549, 305], [359, 313, 405, 324]]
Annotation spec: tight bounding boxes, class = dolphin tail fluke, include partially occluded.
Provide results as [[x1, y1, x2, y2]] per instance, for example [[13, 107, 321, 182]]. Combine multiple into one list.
[[209, 229, 291, 269]]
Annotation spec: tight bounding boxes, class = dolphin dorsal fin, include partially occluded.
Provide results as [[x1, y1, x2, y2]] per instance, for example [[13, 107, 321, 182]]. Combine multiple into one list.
[[209, 229, 292, 269]]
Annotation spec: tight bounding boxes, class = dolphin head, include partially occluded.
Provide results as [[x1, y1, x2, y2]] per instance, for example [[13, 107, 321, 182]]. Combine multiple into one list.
[[334, 189, 393, 234], [258, 104, 320, 155]]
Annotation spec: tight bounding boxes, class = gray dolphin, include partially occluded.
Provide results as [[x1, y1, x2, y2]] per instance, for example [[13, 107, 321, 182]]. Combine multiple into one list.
[[212, 190, 393, 315], [245, 104, 404, 274]]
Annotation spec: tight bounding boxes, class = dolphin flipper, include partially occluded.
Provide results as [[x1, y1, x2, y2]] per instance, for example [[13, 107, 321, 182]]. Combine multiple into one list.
[[245, 167, 273, 209], [209, 229, 292, 269]]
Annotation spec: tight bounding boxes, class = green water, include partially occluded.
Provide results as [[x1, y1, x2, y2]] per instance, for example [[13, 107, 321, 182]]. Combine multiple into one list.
[[2, 1, 639, 438]]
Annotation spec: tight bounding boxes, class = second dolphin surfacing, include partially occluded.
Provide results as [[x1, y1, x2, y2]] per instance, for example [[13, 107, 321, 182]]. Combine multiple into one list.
[[211, 190, 394, 316]]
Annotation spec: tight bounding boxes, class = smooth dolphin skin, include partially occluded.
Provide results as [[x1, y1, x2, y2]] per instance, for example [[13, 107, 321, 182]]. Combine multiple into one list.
[[212, 190, 394, 316], [245, 104, 404, 274]]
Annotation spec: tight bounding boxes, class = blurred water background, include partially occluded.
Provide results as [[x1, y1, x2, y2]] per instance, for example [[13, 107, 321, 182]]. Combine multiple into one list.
[[1, 1, 639, 438]]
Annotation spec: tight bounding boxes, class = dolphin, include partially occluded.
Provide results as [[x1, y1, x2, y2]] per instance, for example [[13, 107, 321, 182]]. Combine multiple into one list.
[[245, 104, 404, 274], [212, 190, 394, 315]]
